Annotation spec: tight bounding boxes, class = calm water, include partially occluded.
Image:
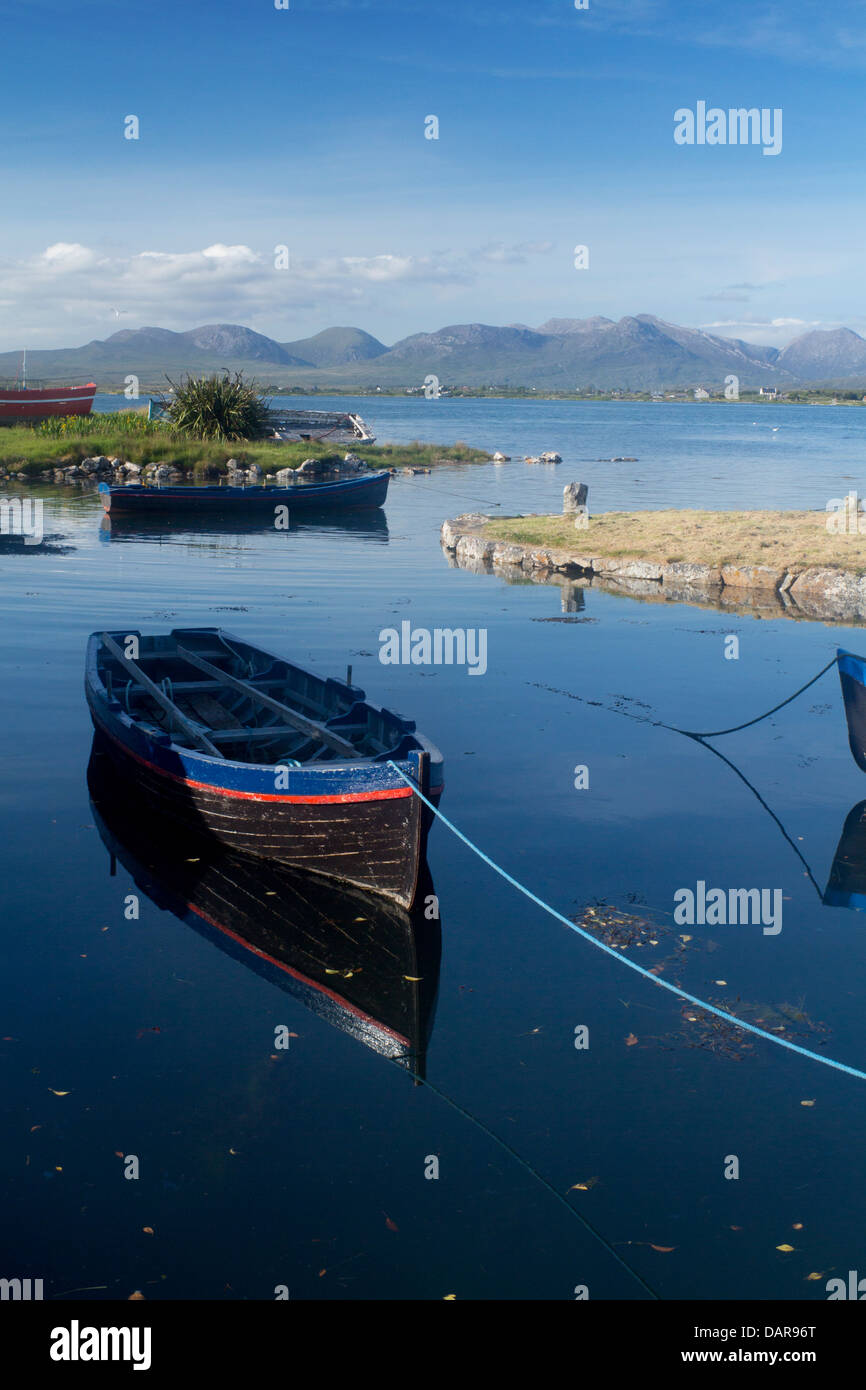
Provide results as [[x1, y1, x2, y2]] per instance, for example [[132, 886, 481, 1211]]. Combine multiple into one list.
[[4, 400, 866, 1301]]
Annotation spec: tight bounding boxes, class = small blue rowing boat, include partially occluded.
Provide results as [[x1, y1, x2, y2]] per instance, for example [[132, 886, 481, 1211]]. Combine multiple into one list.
[[85, 627, 443, 907], [98, 469, 389, 515], [838, 648, 866, 772]]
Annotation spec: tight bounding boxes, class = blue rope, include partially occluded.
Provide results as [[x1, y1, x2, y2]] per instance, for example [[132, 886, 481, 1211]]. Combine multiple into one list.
[[387, 762, 866, 1085]]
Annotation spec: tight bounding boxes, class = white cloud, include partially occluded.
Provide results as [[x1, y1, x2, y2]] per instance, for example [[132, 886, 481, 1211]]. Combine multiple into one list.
[[40, 242, 99, 271], [0, 238, 555, 346]]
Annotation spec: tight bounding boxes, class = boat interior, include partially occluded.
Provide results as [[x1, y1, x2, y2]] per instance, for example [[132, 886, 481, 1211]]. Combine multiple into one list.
[[96, 628, 423, 766]]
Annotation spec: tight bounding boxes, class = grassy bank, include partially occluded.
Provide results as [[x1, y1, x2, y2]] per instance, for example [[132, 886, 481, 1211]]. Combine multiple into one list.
[[483, 510, 866, 571], [0, 420, 491, 479]]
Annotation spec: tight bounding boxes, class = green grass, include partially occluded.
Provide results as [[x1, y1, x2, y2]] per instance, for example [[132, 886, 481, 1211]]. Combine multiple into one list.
[[0, 423, 492, 479], [482, 509, 866, 571]]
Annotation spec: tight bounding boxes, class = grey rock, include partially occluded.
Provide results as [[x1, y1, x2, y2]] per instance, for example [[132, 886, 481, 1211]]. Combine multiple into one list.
[[455, 534, 495, 565], [662, 561, 723, 588], [563, 482, 588, 513], [594, 557, 663, 581]]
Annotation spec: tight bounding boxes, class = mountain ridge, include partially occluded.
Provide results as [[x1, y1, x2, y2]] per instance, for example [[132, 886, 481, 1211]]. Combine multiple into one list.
[[1, 317, 864, 390]]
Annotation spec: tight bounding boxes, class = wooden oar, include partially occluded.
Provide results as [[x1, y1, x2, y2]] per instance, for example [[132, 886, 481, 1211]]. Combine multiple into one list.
[[174, 645, 360, 758], [99, 633, 224, 758]]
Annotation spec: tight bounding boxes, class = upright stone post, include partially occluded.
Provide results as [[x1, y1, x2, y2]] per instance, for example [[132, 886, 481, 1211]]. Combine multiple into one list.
[[563, 481, 589, 530]]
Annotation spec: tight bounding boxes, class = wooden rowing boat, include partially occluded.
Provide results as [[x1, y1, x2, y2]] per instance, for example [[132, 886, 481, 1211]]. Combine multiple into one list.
[[85, 627, 444, 907], [98, 470, 390, 516], [838, 649, 866, 772], [88, 740, 440, 1071]]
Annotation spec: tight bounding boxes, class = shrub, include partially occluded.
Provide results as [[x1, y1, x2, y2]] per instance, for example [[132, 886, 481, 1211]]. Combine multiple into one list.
[[161, 372, 270, 441]]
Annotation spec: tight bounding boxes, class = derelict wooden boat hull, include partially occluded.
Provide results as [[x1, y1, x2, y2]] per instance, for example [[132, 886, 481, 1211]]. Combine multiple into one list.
[[88, 740, 440, 1070], [98, 470, 389, 515], [84, 627, 443, 908]]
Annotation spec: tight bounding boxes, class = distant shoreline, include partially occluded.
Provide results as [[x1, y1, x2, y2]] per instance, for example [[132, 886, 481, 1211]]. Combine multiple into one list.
[[93, 387, 866, 406]]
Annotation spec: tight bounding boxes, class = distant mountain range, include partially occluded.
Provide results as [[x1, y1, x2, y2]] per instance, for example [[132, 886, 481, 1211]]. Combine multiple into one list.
[[4, 316, 866, 391]]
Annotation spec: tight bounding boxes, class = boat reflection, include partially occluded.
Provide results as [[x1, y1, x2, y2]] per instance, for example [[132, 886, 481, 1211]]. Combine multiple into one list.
[[824, 801, 866, 912], [87, 739, 440, 1072], [99, 508, 389, 543]]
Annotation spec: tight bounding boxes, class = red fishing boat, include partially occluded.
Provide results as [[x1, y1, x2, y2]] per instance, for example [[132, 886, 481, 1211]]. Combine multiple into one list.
[[0, 352, 96, 423]]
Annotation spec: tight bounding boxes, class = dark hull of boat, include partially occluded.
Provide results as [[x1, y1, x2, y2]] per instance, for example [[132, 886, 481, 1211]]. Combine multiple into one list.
[[85, 626, 443, 908], [90, 718, 435, 908], [99, 471, 390, 515], [839, 649, 866, 773], [87, 740, 440, 1070]]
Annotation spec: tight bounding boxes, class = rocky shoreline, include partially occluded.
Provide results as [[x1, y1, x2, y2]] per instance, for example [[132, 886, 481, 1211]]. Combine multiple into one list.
[[0, 451, 375, 489], [441, 512, 866, 624]]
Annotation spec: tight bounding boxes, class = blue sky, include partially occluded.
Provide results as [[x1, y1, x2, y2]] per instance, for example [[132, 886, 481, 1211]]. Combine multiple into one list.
[[1, 0, 864, 349]]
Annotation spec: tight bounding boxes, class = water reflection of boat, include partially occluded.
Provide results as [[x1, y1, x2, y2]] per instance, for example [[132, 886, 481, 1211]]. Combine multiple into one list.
[[87, 740, 441, 1072], [99, 508, 389, 543], [823, 801, 866, 911]]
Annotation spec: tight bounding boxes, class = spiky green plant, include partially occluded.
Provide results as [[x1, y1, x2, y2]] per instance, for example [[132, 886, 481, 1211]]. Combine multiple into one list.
[[161, 372, 270, 441]]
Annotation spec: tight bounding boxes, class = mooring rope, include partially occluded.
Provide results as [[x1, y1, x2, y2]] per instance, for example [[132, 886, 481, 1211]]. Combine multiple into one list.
[[386, 756, 866, 1084], [654, 654, 841, 740], [386, 1056, 660, 1299]]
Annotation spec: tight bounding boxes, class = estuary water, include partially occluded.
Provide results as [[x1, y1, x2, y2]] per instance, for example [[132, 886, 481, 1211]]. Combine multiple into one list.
[[3, 398, 866, 1301]]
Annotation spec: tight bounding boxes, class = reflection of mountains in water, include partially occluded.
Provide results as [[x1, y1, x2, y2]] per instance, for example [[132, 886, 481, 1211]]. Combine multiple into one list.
[[99, 509, 389, 544], [87, 741, 440, 1072]]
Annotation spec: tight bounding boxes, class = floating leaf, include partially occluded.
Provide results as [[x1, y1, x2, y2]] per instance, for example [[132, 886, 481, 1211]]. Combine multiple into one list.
[[568, 1176, 598, 1192], [715, 980, 727, 986], [776, 1243, 795, 1253], [128, 1291, 145, 1300], [404, 976, 423, 982], [801, 1099, 815, 1107], [792, 1223, 804, 1230], [114, 1150, 123, 1158], [29, 1125, 41, 1133], [384, 1215, 399, 1232], [624, 1033, 639, 1046], [806, 1272, 823, 1281], [318, 1269, 326, 1277], [48, 1089, 70, 1096], [650, 1245, 675, 1253], [142, 1226, 154, 1236], [679, 934, 692, 943], [443, 1294, 456, 1300]]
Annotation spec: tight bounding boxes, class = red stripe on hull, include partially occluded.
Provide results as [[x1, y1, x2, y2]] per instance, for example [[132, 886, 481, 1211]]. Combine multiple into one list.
[[96, 719, 415, 805]]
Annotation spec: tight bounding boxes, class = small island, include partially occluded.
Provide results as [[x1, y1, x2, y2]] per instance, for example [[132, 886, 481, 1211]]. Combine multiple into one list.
[[442, 506, 866, 622], [0, 383, 491, 487]]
